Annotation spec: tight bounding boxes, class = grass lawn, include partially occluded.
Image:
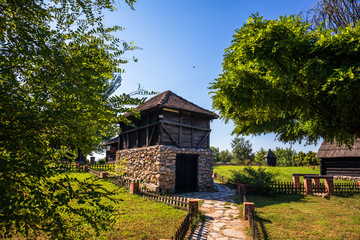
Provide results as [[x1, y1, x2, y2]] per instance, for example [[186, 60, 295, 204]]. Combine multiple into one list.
[[69, 173, 188, 239], [213, 165, 320, 182], [7, 172, 187, 239], [238, 194, 360, 240]]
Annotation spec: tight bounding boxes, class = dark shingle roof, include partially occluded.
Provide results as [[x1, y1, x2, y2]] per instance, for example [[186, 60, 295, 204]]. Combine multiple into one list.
[[264, 149, 276, 158], [104, 136, 118, 146], [126, 90, 218, 118], [316, 139, 360, 158]]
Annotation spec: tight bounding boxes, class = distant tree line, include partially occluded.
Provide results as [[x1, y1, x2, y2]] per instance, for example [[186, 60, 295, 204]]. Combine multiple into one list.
[[211, 137, 319, 166]]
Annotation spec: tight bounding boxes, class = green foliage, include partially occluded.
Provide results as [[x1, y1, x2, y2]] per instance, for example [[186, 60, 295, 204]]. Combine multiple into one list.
[[274, 147, 297, 167], [230, 137, 253, 164], [230, 166, 278, 195], [214, 165, 320, 182], [210, 13, 360, 146], [292, 151, 320, 166], [253, 148, 267, 165], [98, 159, 106, 164], [210, 146, 220, 162], [219, 149, 233, 163], [0, 0, 152, 237]]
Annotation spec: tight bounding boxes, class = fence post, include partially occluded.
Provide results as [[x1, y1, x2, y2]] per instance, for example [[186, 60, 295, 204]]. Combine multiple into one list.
[[99, 172, 109, 178], [243, 202, 255, 220], [237, 180, 246, 196], [130, 182, 139, 195], [292, 175, 300, 189], [324, 177, 334, 195], [188, 199, 199, 215], [83, 165, 89, 172], [304, 177, 313, 195]]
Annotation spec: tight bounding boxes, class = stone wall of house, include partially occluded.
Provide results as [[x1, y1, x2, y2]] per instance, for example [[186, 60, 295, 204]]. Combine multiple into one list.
[[115, 145, 214, 192]]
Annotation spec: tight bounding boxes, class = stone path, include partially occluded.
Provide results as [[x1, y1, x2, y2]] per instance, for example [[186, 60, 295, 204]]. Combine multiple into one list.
[[178, 183, 248, 240]]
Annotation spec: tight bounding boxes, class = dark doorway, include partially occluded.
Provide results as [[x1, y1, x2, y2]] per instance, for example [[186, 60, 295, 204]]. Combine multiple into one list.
[[175, 154, 198, 192]]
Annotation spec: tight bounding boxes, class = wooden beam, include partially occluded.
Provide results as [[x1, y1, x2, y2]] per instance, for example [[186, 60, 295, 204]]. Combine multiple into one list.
[[161, 122, 181, 148], [118, 121, 159, 135], [191, 115, 194, 148], [160, 119, 210, 131], [196, 130, 211, 149], [118, 119, 210, 136], [148, 124, 156, 146], [136, 130, 138, 148], [179, 112, 182, 146]]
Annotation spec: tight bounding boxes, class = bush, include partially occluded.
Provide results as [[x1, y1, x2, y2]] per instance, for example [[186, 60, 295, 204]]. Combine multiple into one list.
[[98, 159, 106, 164], [230, 166, 278, 195]]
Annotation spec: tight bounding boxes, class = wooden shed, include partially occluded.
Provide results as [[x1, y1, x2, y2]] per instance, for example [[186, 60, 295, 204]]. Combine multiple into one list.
[[264, 149, 276, 166], [316, 139, 360, 176], [114, 90, 218, 193]]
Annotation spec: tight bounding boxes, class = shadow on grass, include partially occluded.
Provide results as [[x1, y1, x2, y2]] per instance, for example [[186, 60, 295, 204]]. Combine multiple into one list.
[[236, 194, 306, 240], [236, 193, 306, 208]]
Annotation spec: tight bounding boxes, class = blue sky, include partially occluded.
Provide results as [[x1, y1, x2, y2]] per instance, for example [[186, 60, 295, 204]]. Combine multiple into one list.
[[95, 0, 321, 158]]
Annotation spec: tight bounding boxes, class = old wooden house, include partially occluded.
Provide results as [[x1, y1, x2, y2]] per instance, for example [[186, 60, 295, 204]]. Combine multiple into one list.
[[104, 136, 118, 162], [114, 90, 218, 192], [316, 139, 360, 176]]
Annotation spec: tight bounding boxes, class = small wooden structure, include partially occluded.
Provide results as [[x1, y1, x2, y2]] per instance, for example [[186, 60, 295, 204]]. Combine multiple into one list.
[[316, 139, 360, 176], [114, 91, 218, 193], [264, 149, 276, 166], [117, 90, 217, 150]]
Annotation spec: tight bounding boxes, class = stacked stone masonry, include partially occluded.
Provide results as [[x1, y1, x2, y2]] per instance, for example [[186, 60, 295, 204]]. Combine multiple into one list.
[[116, 145, 214, 192]]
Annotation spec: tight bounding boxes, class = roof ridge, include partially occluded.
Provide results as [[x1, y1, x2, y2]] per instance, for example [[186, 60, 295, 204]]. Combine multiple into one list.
[[165, 90, 214, 114], [124, 90, 217, 118], [158, 90, 171, 105]]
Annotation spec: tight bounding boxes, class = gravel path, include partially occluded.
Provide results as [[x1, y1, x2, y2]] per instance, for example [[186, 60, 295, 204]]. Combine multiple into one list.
[[178, 183, 248, 240]]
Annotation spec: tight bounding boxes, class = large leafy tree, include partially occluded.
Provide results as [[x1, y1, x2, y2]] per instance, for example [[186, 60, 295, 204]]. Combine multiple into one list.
[[231, 137, 253, 164], [0, 0, 148, 237], [210, 14, 360, 146]]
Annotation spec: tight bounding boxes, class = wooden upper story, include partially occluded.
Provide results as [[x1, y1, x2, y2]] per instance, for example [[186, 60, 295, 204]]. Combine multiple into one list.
[[117, 91, 217, 150]]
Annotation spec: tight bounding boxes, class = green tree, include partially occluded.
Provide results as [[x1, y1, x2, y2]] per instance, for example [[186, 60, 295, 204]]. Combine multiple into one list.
[[0, 0, 148, 237], [219, 149, 233, 163], [254, 148, 267, 165], [274, 147, 297, 167], [291, 151, 306, 166], [303, 151, 320, 166], [210, 146, 220, 162], [210, 14, 360, 147], [230, 137, 253, 164]]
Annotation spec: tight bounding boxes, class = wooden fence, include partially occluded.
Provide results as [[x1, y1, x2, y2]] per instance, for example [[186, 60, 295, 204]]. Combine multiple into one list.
[[241, 186, 261, 239], [269, 182, 360, 195], [270, 182, 305, 194], [138, 189, 189, 210], [213, 174, 229, 184], [88, 163, 115, 171], [247, 210, 261, 240], [171, 212, 192, 240], [334, 182, 360, 195]]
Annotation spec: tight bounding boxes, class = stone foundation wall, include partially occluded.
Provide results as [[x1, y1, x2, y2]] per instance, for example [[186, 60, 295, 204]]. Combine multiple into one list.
[[115, 145, 214, 192]]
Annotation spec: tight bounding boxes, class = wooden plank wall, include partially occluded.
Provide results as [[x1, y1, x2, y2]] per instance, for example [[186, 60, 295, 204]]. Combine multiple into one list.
[[321, 158, 360, 175], [118, 109, 211, 150]]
